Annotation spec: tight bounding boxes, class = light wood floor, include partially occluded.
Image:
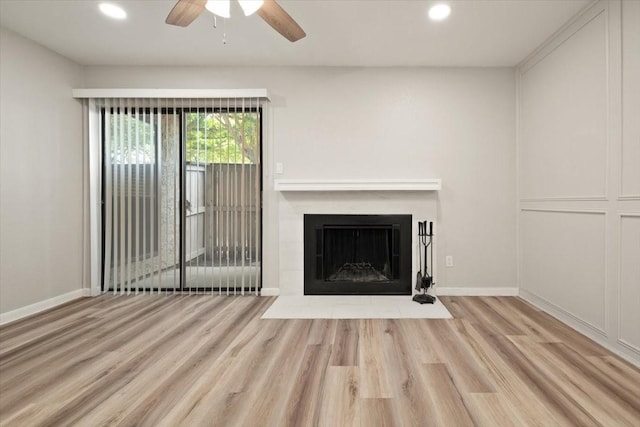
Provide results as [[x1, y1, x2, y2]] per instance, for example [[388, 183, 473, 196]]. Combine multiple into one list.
[[0, 295, 638, 426]]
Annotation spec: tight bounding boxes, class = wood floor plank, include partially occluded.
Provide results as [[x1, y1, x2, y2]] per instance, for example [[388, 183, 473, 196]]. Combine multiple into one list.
[[360, 398, 399, 427], [358, 319, 393, 398], [381, 319, 438, 427], [177, 318, 310, 426], [437, 296, 469, 319], [232, 319, 315, 427], [455, 319, 560, 426], [465, 393, 525, 427], [0, 315, 102, 365], [420, 363, 475, 426], [330, 319, 359, 366], [0, 299, 110, 358], [0, 295, 638, 426], [475, 322, 601, 426], [27, 296, 228, 426], [542, 343, 640, 423], [0, 295, 145, 351], [280, 344, 332, 426], [422, 319, 496, 393], [306, 318, 338, 345], [154, 316, 287, 427], [0, 296, 103, 340], [481, 296, 560, 344], [0, 296, 192, 420], [509, 297, 610, 357], [0, 295, 172, 376], [397, 319, 441, 364], [126, 297, 273, 426], [318, 366, 360, 427], [508, 335, 631, 426], [455, 297, 525, 336], [77, 297, 271, 426], [586, 354, 640, 395]]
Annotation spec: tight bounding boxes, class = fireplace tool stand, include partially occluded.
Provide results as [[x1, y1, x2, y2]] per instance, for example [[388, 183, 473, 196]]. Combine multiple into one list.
[[413, 221, 436, 304]]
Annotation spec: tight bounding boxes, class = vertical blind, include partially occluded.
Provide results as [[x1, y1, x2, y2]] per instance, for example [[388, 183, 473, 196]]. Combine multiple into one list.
[[98, 97, 263, 295]]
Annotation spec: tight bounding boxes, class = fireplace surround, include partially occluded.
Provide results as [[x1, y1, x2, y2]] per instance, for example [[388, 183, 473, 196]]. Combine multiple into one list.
[[304, 214, 412, 295]]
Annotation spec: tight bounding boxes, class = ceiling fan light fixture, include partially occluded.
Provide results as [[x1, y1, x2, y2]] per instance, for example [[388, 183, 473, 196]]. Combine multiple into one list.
[[205, 0, 230, 18], [428, 3, 451, 21], [238, 0, 264, 16], [166, 0, 305, 42], [99, 3, 127, 20]]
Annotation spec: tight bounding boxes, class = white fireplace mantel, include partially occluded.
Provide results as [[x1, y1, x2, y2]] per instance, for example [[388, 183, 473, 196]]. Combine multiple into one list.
[[274, 178, 441, 192]]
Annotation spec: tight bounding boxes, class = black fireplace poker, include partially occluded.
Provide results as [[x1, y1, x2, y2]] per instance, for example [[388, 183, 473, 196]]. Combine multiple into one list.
[[413, 221, 436, 304]]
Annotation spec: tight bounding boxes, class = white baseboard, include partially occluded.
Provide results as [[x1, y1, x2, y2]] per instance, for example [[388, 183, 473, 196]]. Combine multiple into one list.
[[0, 288, 91, 325], [89, 287, 102, 296], [261, 287, 517, 297], [519, 289, 640, 368], [260, 287, 281, 296], [437, 287, 519, 296]]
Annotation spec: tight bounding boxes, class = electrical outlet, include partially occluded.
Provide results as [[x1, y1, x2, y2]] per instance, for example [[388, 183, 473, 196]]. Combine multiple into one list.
[[446, 256, 453, 267], [275, 162, 284, 174]]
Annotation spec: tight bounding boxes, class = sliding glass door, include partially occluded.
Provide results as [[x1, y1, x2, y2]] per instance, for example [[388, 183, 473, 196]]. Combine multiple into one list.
[[101, 98, 261, 294], [183, 103, 261, 293]]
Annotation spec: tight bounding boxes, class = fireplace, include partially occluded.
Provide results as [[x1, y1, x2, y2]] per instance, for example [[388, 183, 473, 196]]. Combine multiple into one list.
[[304, 214, 412, 295]]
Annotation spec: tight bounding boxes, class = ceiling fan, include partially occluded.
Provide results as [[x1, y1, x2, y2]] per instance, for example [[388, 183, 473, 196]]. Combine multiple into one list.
[[166, 0, 306, 42]]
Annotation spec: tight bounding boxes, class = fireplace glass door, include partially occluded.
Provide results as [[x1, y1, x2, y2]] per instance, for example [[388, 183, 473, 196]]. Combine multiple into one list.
[[322, 226, 398, 282], [304, 214, 411, 295]]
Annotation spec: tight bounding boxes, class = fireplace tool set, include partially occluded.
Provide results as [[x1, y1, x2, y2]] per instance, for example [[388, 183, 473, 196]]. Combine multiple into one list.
[[413, 221, 436, 304]]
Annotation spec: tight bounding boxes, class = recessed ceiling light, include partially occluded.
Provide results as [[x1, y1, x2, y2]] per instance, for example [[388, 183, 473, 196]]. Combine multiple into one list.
[[428, 3, 451, 21], [99, 3, 127, 20]]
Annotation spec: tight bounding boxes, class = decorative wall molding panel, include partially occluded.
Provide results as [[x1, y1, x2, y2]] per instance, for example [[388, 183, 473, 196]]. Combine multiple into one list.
[[518, 0, 639, 366], [520, 210, 607, 334], [621, 0, 640, 197], [520, 207, 607, 215], [519, 6, 608, 200], [519, 196, 608, 202], [618, 214, 640, 353]]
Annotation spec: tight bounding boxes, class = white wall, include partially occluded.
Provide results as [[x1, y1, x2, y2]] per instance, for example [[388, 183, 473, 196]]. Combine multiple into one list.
[[0, 28, 85, 316], [518, 0, 640, 365], [83, 66, 517, 294]]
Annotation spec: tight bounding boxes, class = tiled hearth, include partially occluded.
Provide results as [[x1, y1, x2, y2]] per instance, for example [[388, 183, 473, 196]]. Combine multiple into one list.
[[261, 295, 452, 319]]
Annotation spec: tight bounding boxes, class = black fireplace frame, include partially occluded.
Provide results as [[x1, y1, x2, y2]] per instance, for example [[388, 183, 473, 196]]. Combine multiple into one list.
[[304, 214, 412, 295]]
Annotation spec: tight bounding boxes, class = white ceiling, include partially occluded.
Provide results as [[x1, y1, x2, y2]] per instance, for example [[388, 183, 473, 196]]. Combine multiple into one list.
[[0, 0, 590, 67]]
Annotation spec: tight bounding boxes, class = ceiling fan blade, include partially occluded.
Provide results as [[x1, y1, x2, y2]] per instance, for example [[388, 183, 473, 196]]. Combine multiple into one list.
[[166, 0, 207, 27], [256, 0, 306, 42]]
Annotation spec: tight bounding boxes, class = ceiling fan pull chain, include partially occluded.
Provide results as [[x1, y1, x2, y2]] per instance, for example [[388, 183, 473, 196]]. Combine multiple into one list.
[[223, 17, 227, 45], [213, 15, 217, 29]]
